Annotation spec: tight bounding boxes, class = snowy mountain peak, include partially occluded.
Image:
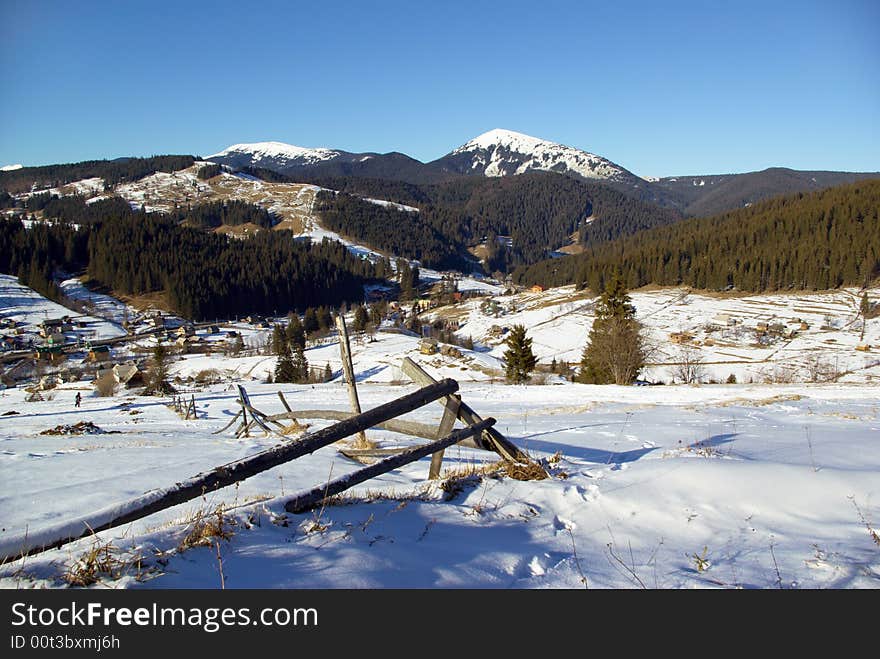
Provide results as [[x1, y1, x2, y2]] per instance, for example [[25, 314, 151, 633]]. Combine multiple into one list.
[[0, 163, 23, 171], [207, 141, 341, 167], [456, 129, 549, 153], [444, 128, 640, 183]]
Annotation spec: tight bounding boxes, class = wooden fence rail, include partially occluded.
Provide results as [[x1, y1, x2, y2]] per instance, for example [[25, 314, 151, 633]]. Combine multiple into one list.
[[284, 418, 495, 513], [0, 379, 458, 562]]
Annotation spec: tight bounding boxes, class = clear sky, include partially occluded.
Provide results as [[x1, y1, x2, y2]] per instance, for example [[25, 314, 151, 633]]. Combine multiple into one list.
[[1, 0, 877, 177]]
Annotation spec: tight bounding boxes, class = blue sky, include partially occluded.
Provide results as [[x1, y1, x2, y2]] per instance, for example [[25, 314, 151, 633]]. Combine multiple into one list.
[[1, 0, 877, 176]]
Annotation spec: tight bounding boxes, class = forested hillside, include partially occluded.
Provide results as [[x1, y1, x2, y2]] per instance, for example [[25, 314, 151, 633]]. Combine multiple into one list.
[[0, 198, 376, 320], [0, 155, 196, 194], [514, 180, 880, 293], [312, 172, 680, 272]]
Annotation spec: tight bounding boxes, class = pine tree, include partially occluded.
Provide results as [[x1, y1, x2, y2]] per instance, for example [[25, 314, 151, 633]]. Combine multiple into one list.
[[352, 305, 368, 332], [286, 314, 305, 350], [579, 274, 646, 385], [274, 337, 297, 383], [271, 324, 287, 356], [323, 362, 333, 382], [290, 342, 309, 383], [303, 308, 319, 335], [144, 340, 174, 395], [503, 324, 537, 383]]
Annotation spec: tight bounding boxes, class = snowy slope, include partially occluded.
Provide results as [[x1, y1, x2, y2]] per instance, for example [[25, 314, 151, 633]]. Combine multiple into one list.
[[0, 378, 877, 589], [207, 141, 344, 170], [1, 279, 879, 589], [433, 129, 642, 183]]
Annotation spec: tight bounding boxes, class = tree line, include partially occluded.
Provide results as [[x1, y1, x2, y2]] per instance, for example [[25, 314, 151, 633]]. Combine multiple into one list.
[[0, 155, 196, 194], [513, 180, 880, 293], [309, 172, 680, 273], [0, 198, 377, 320]]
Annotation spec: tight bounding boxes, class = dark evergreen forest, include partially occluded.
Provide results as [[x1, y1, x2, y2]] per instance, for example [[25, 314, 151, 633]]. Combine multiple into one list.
[[0, 155, 196, 194], [0, 197, 375, 320], [310, 172, 681, 272], [513, 180, 880, 293]]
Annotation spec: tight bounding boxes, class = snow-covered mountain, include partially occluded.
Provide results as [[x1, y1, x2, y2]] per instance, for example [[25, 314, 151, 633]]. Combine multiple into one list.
[[0, 163, 23, 171], [207, 141, 348, 172], [206, 141, 441, 182], [431, 129, 642, 184]]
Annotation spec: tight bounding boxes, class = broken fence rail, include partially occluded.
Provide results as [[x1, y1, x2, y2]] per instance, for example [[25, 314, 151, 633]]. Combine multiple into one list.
[[0, 379, 458, 562]]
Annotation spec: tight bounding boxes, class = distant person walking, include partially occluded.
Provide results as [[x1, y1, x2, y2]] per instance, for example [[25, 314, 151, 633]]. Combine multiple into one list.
[[75, 392, 82, 408]]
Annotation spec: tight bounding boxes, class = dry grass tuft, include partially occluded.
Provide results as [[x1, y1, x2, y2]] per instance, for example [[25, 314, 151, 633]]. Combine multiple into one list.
[[280, 419, 311, 437], [63, 538, 146, 587], [178, 505, 236, 551]]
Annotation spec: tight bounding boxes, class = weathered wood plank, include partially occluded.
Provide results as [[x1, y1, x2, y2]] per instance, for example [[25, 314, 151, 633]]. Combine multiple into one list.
[[265, 409, 480, 449], [429, 394, 461, 479], [400, 357, 528, 461], [0, 379, 459, 562], [336, 315, 367, 445], [284, 418, 495, 513], [277, 391, 293, 414]]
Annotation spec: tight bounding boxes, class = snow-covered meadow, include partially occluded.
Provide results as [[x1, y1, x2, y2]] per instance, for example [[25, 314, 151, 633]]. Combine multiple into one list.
[[1, 340, 877, 589]]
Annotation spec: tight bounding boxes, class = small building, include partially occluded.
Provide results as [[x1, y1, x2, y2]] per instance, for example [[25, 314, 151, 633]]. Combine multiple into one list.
[[87, 345, 111, 362], [35, 346, 66, 364], [45, 332, 66, 346], [669, 331, 694, 345], [39, 318, 65, 337], [225, 330, 239, 339], [207, 325, 220, 334], [855, 344, 872, 353], [419, 338, 438, 355], [755, 322, 769, 333], [176, 325, 196, 338], [530, 285, 545, 293]]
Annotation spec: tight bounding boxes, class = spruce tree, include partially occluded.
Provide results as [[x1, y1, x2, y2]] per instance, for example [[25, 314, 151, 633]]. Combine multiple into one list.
[[274, 337, 297, 383], [303, 308, 319, 335], [503, 324, 537, 383], [286, 314, 305, 350], [290, 342, 309, 383], [144, 340, 174, 395], [352, 305, 368, 332], [271, 324, 287, 356], [578, 274, 646, 385]]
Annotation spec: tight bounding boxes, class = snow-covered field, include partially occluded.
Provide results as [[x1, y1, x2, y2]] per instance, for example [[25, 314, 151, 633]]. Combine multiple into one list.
[[1, 239, 878, 589], [430, 285, 880, 386], [0, 274, 127, 344], [0, 376, 877, 589]]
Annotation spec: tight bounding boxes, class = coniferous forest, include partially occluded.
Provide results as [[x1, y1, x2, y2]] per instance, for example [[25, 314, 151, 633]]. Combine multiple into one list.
[[0, 155, 196, 194], [311, 172, 681, 272], [513, 180, 880, 293], [0, 197, 375, 320]]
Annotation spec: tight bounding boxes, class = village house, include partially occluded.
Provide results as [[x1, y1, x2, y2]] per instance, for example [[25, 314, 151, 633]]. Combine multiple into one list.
[[87, 345, 111, 362]]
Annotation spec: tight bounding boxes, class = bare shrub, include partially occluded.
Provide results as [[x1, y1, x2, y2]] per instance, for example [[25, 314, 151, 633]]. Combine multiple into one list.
[[95, 375, 118, 397], [672, 345, 706, 385]]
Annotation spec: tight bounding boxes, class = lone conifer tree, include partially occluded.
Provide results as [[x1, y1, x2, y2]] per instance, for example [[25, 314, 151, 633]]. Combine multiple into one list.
[[579, 273, 646, 385], [503, 324, 537, 383], [290, 342, 309, 383], [352, 305, 368, 333], [144, 340, 174, 395], [286, 314, 305, 350], [274, 337, 297, 383]]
